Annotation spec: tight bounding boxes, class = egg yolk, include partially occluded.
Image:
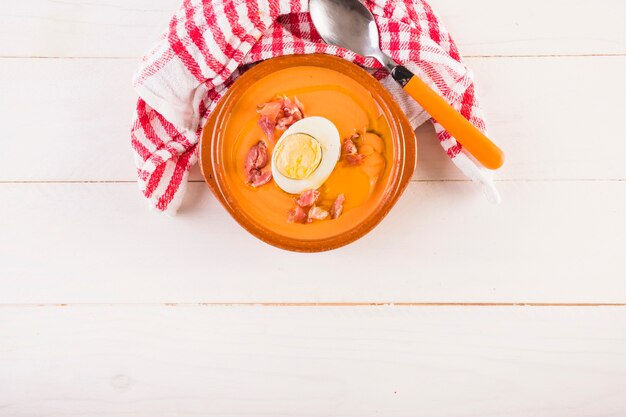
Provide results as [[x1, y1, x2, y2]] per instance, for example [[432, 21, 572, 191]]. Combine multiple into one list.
[[274, 133, 322, 180]]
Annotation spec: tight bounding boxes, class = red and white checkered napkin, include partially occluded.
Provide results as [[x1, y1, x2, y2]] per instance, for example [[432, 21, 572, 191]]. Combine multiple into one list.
[[131, 0, 500, 214]]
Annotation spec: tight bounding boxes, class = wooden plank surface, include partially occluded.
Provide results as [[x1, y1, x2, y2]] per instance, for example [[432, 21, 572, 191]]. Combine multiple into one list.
[[1, 305, 625, 417], [2, 55, 625, 182], [1, 181, 624, 304], [432, 0, 626, 56], [0, 1, 177, 58], [2, 0, 625, 415], [2, 0, 625, 57]]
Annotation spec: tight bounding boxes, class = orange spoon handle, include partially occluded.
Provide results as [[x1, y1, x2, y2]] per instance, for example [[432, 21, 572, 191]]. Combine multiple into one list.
[[392, 65, 504, 170]]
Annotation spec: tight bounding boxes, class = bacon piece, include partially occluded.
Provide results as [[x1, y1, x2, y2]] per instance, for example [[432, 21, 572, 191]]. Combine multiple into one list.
[[245, 141, 272, 187], [343, 137, 358, 155], [257, 100, 282, 118], [294, 96, 305, 115], [250, 170, 272, 188], [258, 116, 275, 141], [257, 100, 282, 141], [295, 189, 320, 208], [345, 153, 365, 166], [307, 205, 329, 222], [257, 96, 305, 140], [287, 205, 308, 224], [342, 134, 365, 166], [276, 96, 304, 130], [281, 96, 303, 119], [245, 141, 268, 175], [276, 115, 296, 131], [330, 194, 345, 219], [288, 189, 321, 223]]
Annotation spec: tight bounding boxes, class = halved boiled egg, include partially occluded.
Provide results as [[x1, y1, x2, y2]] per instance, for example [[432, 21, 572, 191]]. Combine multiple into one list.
[[271, 116, 341, 194]]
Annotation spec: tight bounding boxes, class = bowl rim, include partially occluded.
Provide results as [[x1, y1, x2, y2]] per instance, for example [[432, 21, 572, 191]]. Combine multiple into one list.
[[199, 54, 417, 252]]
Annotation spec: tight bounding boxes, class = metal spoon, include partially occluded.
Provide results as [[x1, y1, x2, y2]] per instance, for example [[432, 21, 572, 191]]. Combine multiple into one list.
[[309, 0, 504, 169]]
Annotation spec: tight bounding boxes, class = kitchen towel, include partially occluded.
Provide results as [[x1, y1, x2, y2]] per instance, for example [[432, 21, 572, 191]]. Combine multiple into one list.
[[131, 0, 499, 214]]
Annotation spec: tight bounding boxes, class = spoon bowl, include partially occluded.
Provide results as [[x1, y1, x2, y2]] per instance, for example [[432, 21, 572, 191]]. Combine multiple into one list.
[[309, 0, 394, 70]]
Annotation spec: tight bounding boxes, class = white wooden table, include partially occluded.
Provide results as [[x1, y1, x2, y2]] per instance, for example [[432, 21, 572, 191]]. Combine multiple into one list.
[[1, 1, 625, 415]]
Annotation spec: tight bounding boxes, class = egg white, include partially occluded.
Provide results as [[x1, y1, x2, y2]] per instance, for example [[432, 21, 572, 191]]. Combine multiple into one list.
[[271, 116, 341, 194]]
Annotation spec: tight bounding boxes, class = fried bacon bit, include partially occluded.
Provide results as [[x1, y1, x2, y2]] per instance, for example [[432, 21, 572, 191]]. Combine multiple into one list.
[[307, 205, 329, 222], [257, 95, 305, 141], [287, 189, 321, 223], [257, 100, 282, 118], [276, 96, 304, 130], [346, 153, 365, 165], [330, 194, 345, 219], [245, 140, 267, 173], [287, 189, 345, 223], [295, 189, 320, 208], [287, 205, 308, 224], [294, 96, 305, 115], [244, 141, 272, 187], [258, 116, 276, 140], [343, 136, 358, 154], [342, 133, 365, 166], [249, 170, 272, 187]]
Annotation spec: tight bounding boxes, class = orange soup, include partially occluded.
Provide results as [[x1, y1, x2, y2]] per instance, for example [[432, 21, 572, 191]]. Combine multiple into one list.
[[220, 65, 396, 241]]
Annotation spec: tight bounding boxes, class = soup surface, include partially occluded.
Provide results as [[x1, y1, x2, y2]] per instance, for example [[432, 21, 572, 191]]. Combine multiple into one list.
[[220, 65, 396, 241]]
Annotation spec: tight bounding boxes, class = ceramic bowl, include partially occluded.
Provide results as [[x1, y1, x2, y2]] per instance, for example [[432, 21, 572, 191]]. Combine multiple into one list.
[[199, 54, 417, 252]]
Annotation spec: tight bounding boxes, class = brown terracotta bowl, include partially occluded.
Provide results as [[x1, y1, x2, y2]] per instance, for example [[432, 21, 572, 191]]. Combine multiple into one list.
[[199, 54, 417, 252]]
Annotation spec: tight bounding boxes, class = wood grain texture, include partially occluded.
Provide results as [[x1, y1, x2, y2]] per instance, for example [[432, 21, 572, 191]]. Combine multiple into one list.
[[2, 0, 626, 415], [1, 181, 624, 304], [0, 0, 177, 58], [2, 0, 625, 57], [2, 56, 625, 182], [1, 305, 625, 416], [430, 0, 626, 56]]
